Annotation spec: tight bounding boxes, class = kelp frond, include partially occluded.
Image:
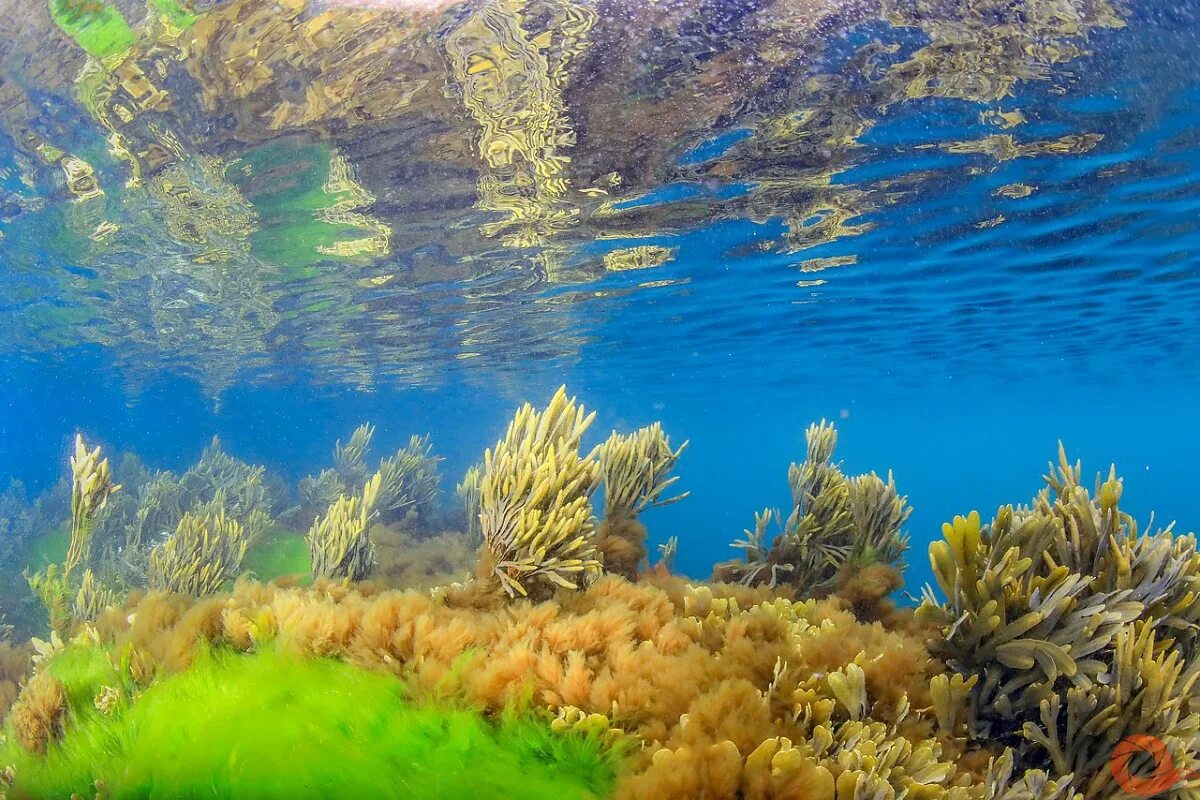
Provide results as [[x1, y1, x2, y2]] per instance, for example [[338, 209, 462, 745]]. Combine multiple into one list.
[[128, 472, 185, 552], [27, 435, 120, 636], [180, 437, 275, 525]]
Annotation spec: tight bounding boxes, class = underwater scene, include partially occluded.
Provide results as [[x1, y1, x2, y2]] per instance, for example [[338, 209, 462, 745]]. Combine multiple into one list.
[[1, 0, 1199, 797]]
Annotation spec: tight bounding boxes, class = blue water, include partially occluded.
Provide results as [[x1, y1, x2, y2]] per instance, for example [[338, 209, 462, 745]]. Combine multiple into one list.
[[2, 0, 1199, 595]]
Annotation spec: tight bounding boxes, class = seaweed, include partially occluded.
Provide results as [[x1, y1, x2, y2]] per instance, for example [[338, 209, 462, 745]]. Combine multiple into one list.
[[456, 462, 483, 548], [64, 435, 122, 577], [0, 647, 621, 799], [714, 421, 910, 597], [595, 423, 688, 580], [306, 472, 381, 581], [301, 426, 442, 528], [376, 434, 442, 524], [298, 468, 347, 516], [180, 437, 279, 527], [918, 444, 1200, 798], [25, 436, 121, 636], [475, 386, 603, 599], [6, 671, 66, 756], [146, 505, 249, 596], [88, 440, 277, 591], [333, 423, 374, 490], [0, 481, 33, 564], [71, 568, 117, 623], [7, 422, 1196, 798]]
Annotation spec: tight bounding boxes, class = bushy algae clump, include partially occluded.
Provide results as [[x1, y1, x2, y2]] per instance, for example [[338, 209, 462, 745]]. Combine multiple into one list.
[[474, 386, 604, 599], [918, 445, 1200, 800], [0, 646, 621, 799], [299, 424, 442, 525], [25, 435, 121, 636], [595, 424, 689, 581], [3, 387, 1198, 799], [714, 420, 910, 601]]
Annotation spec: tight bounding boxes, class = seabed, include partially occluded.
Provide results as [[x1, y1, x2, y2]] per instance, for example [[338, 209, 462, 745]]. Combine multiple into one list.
[[0, 387, 1195, 799]]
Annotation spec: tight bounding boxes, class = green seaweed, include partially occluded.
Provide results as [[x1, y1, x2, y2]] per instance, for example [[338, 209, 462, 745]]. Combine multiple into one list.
[[48, 0, 136, 60], [242, 529, 311, 581], [2, 647, 623, 799], [150, 0, 200, 29], [22, 526, 70, 572]]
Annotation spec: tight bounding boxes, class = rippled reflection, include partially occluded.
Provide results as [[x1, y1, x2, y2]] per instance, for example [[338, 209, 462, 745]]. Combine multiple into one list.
[[0, 0, 1195, 395]]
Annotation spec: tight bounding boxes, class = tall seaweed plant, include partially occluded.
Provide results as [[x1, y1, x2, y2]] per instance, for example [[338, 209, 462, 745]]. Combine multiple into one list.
[[26, 436, 121, 635], [475, 386, 602, 599], [714, 421, 910, 596]]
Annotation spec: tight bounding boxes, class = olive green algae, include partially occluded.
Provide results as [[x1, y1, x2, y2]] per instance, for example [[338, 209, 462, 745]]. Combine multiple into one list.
[[241, 528, 311, 582]]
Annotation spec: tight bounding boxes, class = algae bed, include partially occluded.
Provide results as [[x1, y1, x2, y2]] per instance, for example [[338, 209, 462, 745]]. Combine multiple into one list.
[[2, 647, 618, 799], [0, 0, 1198, 795], [1, 389, 1197, 799]]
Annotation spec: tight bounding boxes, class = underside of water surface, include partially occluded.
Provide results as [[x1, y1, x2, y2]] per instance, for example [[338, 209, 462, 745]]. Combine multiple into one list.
[[1, 0, 1199, 798]]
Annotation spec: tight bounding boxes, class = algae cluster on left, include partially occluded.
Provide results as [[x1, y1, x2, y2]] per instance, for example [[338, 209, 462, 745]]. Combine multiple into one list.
[[3, 646, 620, 799], [0, 386, 1198, 799]]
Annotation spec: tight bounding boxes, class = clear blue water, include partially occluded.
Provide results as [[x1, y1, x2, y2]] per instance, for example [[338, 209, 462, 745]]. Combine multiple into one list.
[[1, 0, 1199, 596]]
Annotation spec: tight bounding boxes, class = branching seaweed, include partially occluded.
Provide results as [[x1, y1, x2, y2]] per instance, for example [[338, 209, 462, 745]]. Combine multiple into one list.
[[147, 507, 248, 596], [918, 444, 1200, 798], [376, 434, 442, 523], [594, 424, 688, 580], [26, 436, 121, 635], [333, 423, 374, 490], [456, 463, 483, 548], [64, 435, 122, 577], [477, 386, 602, 599], [597, 424, 689, 520], [306, 473, 382, 581], [302, 425, 442, 528], [715, 421, 909, 596]]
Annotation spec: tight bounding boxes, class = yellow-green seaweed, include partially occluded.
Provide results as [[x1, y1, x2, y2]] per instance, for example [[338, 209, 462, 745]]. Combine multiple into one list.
[[146, 506, 249, 596], [918, 444, 1200, 798], [477, 386, 602, 599], [306, 472, 382, 581], [715, 421, 910, 595], [595, 423, 688, 580], [0, 646, 622, 799]]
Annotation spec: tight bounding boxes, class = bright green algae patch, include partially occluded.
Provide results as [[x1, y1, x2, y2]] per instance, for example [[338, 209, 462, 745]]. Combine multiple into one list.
[[242, 528, 311, 581], [4, 647, 621, 799], [150, 0, 201, 29], [49, 0, 136, 59]]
